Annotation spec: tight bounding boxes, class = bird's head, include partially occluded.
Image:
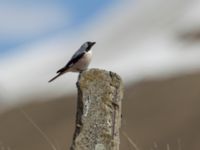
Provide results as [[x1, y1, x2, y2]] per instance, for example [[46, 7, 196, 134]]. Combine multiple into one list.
[[82, 41, 96, 52]]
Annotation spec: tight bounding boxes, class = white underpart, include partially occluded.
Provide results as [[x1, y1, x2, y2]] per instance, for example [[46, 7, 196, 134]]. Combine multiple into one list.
[[70, 50, 92, 72]]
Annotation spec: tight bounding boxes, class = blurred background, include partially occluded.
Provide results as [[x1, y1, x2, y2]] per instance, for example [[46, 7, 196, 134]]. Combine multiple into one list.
[[1, 0, 200, 149]]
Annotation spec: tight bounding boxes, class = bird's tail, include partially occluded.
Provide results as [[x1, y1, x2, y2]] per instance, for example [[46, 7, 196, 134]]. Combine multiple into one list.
[[48, 73, 63, 83]]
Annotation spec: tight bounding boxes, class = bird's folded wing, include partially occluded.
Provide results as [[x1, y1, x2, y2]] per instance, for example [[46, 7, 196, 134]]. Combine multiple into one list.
[[57, 52, 85, 73]]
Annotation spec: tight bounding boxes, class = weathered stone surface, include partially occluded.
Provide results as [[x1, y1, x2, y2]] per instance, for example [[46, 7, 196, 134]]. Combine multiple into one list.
[[71, 69, 123, 150]]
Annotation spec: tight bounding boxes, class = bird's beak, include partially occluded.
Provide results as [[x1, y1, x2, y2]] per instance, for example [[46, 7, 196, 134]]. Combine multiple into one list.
[[91, 42, 96, 46]]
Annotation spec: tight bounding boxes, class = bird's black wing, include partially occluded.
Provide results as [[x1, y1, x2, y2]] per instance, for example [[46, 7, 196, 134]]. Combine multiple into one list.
[[56, 52, 85, 73]]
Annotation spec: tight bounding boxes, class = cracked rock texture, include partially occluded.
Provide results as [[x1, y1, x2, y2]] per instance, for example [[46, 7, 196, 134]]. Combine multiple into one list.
[[70, 69, 123, 150]]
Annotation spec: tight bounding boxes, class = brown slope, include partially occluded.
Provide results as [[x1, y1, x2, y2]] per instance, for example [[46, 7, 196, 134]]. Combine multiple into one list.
[[0, 72, 200, 150]]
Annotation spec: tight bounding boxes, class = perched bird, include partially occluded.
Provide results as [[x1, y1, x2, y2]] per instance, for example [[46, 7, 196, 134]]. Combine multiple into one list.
[[48, 41, 96, 82]]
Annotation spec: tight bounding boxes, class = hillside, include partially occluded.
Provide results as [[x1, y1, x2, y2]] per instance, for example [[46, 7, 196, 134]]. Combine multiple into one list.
[[1, 72, 200, 150]]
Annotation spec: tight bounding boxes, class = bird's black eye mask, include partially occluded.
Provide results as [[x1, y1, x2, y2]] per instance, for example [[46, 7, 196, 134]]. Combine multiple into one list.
[[86, 45, 92, 52], [86, 42, 95, 51]]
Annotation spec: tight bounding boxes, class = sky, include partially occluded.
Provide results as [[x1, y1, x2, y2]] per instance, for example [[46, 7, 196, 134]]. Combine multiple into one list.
[[1, 0, 200, 107], [0, 0, 124, 104], [0, 0, 116, 56]]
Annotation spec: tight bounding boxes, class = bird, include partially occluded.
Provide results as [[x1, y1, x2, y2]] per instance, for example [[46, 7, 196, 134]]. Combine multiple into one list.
[[48, 41, 96, 82]]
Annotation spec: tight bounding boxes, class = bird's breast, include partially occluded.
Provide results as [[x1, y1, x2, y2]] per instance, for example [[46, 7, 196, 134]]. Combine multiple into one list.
[[84, 50, 92, 60], [81, 51, 92, 65], [70, 51, 92, 72]]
